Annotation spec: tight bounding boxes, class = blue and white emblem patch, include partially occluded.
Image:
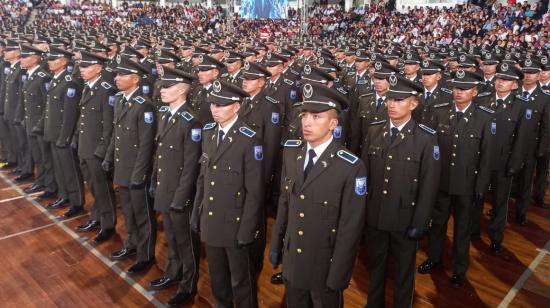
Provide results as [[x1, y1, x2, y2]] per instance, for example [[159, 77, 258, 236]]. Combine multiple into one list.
[[433, 145, 440, 160], [67, 88, 76, 98], [491, 122, 496, 135], [526, 109, 532, 120], [67, 65, 74, 73], [254, 146, 263, 161], [333, 125, 342, 139], [191, 128, 201, 142], [108, 96, 115, 107], [355, 177, 367, 196], [144, 112, 154, 124], [45, 83, 50, 91], [290, 90, 297, 99], [142, 85, 150, 94], [271, 112, 279, 124]]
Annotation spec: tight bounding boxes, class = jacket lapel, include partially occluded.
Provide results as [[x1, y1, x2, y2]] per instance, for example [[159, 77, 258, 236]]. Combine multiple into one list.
[[212, 121, 240, 164], [300, 141, 339, 191], [389, 120, 415, 149]]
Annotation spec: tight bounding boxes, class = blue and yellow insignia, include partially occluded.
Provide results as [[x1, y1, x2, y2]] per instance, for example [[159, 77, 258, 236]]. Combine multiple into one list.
[[290, 90, 297, 99], [271, 112, 279, 124], [144, 112, 154, 124], [239, 126, 256, 138], [181, 111, 194, 122], [67, 65, 73, 73], [333, 125, 342, 138], [355, 177, 367, 196], [337, 150, 358, 164], [254, 146, 263, 160], [191, 128, 201, 142], [284, 140, 302, 147], [142, 85, 150, 94], [203, 122, 217, 130], [433, 145, 440, 160], [526, 108, 532, 120], [66, 88, 76, 98]]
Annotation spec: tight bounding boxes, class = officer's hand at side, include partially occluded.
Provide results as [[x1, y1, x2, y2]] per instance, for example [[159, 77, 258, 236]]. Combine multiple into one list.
[[236, 240, 254, 249], [129, 181, 145, 190], [190, 222, 200, 234], [169, 203, 186, 213], [70, 141, 78, 150], [506, 169, 516, 177], [269, 250, 282, 269], [148, 184, 156, 198], [13, 120, 22, 126], [407, 227, 424, 240], [101, 160, 111, 172], [55, 140, 68, 148], [474, 192, 484, 204], [31, 126, 42, 135]]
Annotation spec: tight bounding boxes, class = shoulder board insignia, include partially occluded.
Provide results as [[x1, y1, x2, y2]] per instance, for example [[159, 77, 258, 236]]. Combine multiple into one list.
[[239, 126, 256, 138], [370, 120, 387, 125], [515, 95, 529, 102], [37, 72, 46, 78], [347, 71, 355, 76], [477, 92, 491, 97], [101, 82, 112, 89], [65, 75, 72, 82], [290, 69, 300, 75], [147, 58, 154, 63], [357, 80, 367, 85], [220, 73, 229, 78], [203, 122, 217, 130], [337, 87, 348, 95], [433, 103, 450, 108], [105, 67, 113, 72], [284, 140, 302, 147], [478, 105, 495, 114], [115, 91, 123, 96], [336, 150, 359, 164], [181, 111, 194, 121], [333, 78, 340, 83], [159, 106, 169, 112], [284, 79, 294, 85], [440, 87, 452, 94], [543, 90, 550, 96], [418, 124, 436, 135], [265, 96, 279, 104], [359, 92, 374, 98], [133, 96, 145, 104]]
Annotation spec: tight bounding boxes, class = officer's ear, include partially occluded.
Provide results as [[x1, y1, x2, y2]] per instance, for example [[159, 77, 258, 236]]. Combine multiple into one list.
[[328, 109, 339, 129], [409, 96, 419, 111]]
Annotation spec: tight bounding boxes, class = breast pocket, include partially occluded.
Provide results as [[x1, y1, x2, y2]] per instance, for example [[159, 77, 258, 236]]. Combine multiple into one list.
[[314, 193, 340, 221]]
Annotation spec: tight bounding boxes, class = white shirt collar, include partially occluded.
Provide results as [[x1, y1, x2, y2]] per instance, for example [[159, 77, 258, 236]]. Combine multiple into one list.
[[26, 65, 40, 77], [496, 92, 510, 101], [455, 102, 472, 113], [87, 76, 101, 88], [522, 87, 535, 95], [271, 76, 280, 84], [390, 117, 411, 132], [204, 83, 212, 90], [169, 100, 186, 116], [376, 93, 386, 101], [123, 86, 139, 101], [424, 85, 437, 93], [10, 60, 19, 68], [53, 70, 65, 79], [357, 70, 367, 78], [230, 70, 241, 79], [219, 115, 238, 136], [305, 137, 333, 169]]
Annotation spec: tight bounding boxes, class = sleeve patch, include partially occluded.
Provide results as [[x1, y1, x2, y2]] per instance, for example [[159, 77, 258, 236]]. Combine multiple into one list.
[[144, 112, 154, 124], [355, 177, 367, 196], [66, 88, 76, 98]]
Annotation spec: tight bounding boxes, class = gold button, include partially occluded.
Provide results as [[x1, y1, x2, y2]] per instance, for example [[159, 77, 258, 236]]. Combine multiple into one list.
[[285, 186, 289, 190], [159, 142, 163, 146], [298, 231, 303, 236], [388, 155, 392, 159], [386, 166, 391, 170], [383, 190, 388, 194], [407, 157, 411, 160], [158, 168, 162, 172], [157, 181, 160, 185], [208, 211, 213, 216], [297, 248, 302, 253], [332, 229, 336, 233], [115, 158, 119, 162], [454, 134, 459, 138], [158, 155, 162, 159], [213, 165, 217, 169], [209, 196, 214, 201], [299, 194, 305, 200], [236, 217, 240, 221], [451, 163, 455, 166], [299, 213, 304, 218], [210, 181, 215, 186], [169, 145, 173, 149], [452, 153, 456, 157], [384, 178, 389, 183], [323, 201, 328, 205], [237, 192, 241, 196]]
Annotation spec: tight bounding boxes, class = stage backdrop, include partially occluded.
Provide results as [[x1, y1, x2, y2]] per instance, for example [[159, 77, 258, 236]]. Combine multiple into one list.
[[239, 0, 288, 19]]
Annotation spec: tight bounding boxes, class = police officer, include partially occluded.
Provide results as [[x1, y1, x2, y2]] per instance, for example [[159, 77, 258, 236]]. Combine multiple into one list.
[[19, 44, 57, 197], [148, 67, 202, 307], [176, 40, 193, 73], [414, 60, 453, 125], [220, 50, 244, 87], [104, 56, 157, 274], [361, 75, 440, 307], [190, 80, 263, 308], [43, 47, 86, 217], [0, 40, 14, 167], [188, 55, 224, 124], [403, 51, 422, 86], [418, 70, 494, 288], [269, 83, 366, 308], [73, 51, 117, 244]]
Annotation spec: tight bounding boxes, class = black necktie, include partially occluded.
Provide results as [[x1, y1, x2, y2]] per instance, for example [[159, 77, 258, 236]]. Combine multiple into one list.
[[376, 97, 384, 111], [121, 97, 128, 108], [83, 84, 91, 97], [217, 129, 225, 147], [425, 91, 431, 100], [164, 112, 172, 126], [304, 149, 316, 179], [522, 91, 529, 98], [390, 127, 399, 142], [496, 99, 504, 108], [542, 85, 549, 91], [456, 111, 464, 121]]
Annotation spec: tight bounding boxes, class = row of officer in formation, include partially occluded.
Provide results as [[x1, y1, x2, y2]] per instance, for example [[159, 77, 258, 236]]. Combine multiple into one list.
[[0, 36, 549, 308]]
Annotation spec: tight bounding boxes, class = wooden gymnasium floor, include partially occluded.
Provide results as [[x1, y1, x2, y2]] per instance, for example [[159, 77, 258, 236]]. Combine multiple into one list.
[[0, 168, 549, 308]]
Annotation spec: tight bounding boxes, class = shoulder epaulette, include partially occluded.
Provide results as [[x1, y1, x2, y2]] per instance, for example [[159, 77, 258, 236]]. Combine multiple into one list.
[[133, 96, 145, 104], [357, 80, 367, 85], [181, 111, 193, 121], [203, 122, 217, 130], [284, 79, 294, 85], [333, 78, 340, 83], [516, 95, 529, 102], [336, 150, 359, 164], [370, 120, 387, 125], [290, 69, 300, 75], [347, 71, 355, 76], [265, 96, 279, 104], [105, 67, 113, 72], [147, 58, 154, 63], [159, 106, 169, 112], [440, 87, 452, 94], [359, 92, 374, 98], [101, 82, 112, 89], [37, 71, 46, 78], [337, 87, 348, 95], [477, 92, 491, 97], [543, 89, 550, 96], [220, 73, 229, 78], [418, 124, 436, 135], [115, 91, 123, 96], [65, 75, 72, 82], [433, 103, 450, 108], [478, 105, 495, 114], [239, 126, 256, 138], [284, 140, 302, 147]]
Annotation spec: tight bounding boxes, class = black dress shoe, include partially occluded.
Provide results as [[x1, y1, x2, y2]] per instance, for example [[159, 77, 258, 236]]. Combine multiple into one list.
[[63, 206, 84, 218], [450, 273, 465, 288], [127, 259, 155, 275], [418, 260, 440, 274], [23, 184, 44, 194], [516, 215, 527, 226], [167, 292, 193, 308], [150, 276, 182, 290], [92, 228, 115, 245], [270, 272, 283, 285], [111, 247, 137, 261], [1, 162, 16, 169], [76, 220, 100, 233], [46, 198, 69, 209], [36, 190, 57, 201], [490, 242, 503, 255], [14, 173, 32, 182]]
